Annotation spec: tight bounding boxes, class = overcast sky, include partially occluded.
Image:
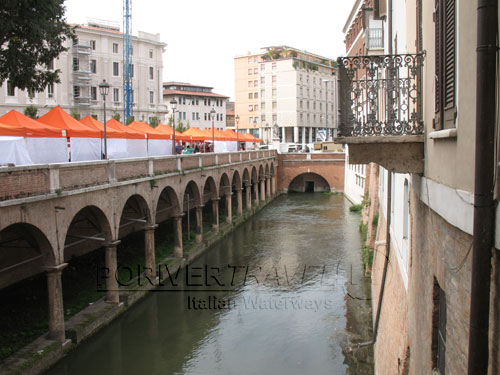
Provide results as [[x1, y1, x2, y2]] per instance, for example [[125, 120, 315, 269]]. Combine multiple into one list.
[[64, 0, 353, 101]]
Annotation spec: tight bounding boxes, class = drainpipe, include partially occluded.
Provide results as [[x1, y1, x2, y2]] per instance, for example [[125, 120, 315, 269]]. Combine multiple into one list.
[[351, 0, 393, 351], [467, 0, 498, 374]]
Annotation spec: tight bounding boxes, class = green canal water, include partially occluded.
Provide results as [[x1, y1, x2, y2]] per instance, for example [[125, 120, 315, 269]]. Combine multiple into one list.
[[46, 194, 373, 375]]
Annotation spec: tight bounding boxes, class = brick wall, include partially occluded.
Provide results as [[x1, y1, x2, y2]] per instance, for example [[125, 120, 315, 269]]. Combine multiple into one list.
[[115, 161, 149, 181], [60, 165, 108, 189], [0, 169, 50, 200], [153, 158, 178, 175]]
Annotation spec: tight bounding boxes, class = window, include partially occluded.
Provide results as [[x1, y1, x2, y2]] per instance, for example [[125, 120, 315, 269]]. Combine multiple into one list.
[[90, 59, 97, 74], [254, 104, 258, 111], [7, 81, 15, 96], [113, 43, 118, 53], [434, 0, 456, 129], [300, 100, 303, 108], [432, 278, 446, 374], [253, 80, 258, 86], [192, 112, 196, 120], [272, 101, 277, 110], [73, 58, 79, 71], [272, 114, 277, 122], [249, 93, 253, 99], [254, 116, 258, 123], [254, 68, 258, 74], [90, 40, 96, 50], [261, 89, 265, 97], [197, 112, 200, 120], [248, 81, 253, 87], [249, 105, 253, 111], [248, 57, 252, 63], [91, 86, 97, 101], [149, 49, 153, 58], [48, 83, 54, 98], [272, 75, 277, 84], [204, 113, 207, 120], [149, 91, 154, 104], [129, 64, 134, 78], [249, 117, 253, 123], [313, 102, 316, 110], [149, 67, 154, 80], [113, 62, 119, 76], [261, 114, 266, 121], [272, 62, 277, 69], [254, 92, 258, 99], [113, 88, 119, 102], [261, 64, 265, 70], [272, 88, 277, 97], [253, 57, 258, 63], [47, 60, 54, 70], [248, 69, 253, 75], [261, 102, 266, 111], [183, 112, 186, 120], [261, 77, 265, 84], [73, 86, 80, 98]]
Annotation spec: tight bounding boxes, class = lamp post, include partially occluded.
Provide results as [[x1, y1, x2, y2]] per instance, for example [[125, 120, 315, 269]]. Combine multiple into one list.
[[98, 79, 110, 159], [210, 107, 216, 152], [235, 114, 240, 150], [170, 98, 177, 155], [322, 79, 332, 141]]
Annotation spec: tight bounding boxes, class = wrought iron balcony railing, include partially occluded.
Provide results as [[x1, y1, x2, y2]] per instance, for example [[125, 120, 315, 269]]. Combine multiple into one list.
[[337, 53, 425, 137]]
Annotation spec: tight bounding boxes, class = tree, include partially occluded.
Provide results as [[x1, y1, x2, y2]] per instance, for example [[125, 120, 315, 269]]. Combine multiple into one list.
[[0, 0, 75, 93], [70, 109, 80, 120], [126, 116, 135, 125], [149, 116, 160, 128], [23, 105, 38, 119], [175, 120, 189, 133], [112, 113, 121, 122]]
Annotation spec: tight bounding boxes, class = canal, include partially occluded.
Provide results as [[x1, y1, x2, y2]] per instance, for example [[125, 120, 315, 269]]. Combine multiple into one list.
[[46, 193, 373, 375]]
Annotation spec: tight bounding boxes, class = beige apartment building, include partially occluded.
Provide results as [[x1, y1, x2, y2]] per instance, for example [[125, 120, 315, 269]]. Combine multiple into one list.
[[234, 46, 338, 145], [0, 21, 166, 123], [163, 82, 228, 130]]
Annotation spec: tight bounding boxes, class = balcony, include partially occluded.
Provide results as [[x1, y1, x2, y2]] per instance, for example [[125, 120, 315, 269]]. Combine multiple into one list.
[[335, 53, 426, 173]]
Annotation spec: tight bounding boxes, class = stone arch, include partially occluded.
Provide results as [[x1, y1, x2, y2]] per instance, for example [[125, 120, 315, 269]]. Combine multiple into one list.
[[258, 164, 264, 180], [265, 164, 269, 178], [63, 205, 113, 261], [242, 168, 250, 187], [231, 170, 242, 190], [156, 186, 181, 223], [117, 194, 153, 239], [288, 172, 331, 193], [0, 223, 55, 289], [182, 181, 201, 212], [270, 162, 275, 176], [251, 166, 258, 201], [219, 173, 231, 196], [202, 176, 218, 204]]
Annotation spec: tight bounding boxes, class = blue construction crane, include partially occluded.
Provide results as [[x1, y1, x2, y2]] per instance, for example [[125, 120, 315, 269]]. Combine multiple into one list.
[[123, 0, 132, 123]]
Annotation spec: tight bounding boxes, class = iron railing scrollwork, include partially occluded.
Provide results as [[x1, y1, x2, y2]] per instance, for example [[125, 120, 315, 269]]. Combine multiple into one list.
[[337, 53, 425, 137]]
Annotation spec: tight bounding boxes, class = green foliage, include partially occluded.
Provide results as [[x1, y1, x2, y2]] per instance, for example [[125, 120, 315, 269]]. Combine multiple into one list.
[[362, 245, 374, 271], [23, 105, 38, 119], [70, 109, 80, 120], [126, 116, 135, 125], [149, 116, 160, 128], [91, 114, 97, 120], [175, 120, 189, 133], [349, 204, 363, 212], [112, 112, 121, 122], [359, 222, 368, 242], [373, 213, 379, 227], [0, 0, 75, 92]]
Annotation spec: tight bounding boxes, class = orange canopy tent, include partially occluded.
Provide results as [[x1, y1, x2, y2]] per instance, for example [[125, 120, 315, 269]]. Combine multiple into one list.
[[106, 118, 147, 139], [241, 132, 263, 143], [38, 106, 101, 138], [199, 128, 233, 141], [182, 127, 210, 141], [128, 121, 171, 140], [0, 123, 28, 137], [0, 110, 66, 138], [80, 116, 126, 138], [221, 129, 240, 141], [156, 124, 189, 141]]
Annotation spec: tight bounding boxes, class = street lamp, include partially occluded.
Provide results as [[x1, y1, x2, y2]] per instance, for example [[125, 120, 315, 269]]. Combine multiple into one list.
[[235, 114, 240, 149], [98, 79, 110, 159], [210, 107, 216, 152], [170, 98, 177, 155], [322, 79, 332, 141]]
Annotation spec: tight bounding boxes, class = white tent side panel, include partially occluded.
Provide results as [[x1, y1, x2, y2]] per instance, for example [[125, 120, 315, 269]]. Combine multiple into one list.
[[214, 141, 227, 153], [107, 138, 129, 159], [127, 139, 148, 158], [0, 137, 34, 166], [245, 142, 255, 150], [225, 141, 238, 152], [25, 137, 68, 164], [148, 139, 173, 156], [70, 138, 101, 162]]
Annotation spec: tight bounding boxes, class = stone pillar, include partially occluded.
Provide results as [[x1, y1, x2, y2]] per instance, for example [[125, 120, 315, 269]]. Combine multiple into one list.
[[144, 225, 157, 277], [225, 193, 232, 224], [302, 127, 306, 148], [260, 178, 266, 201], [173, 214, 184, 258], [245, 182, 252, 211], [211, 198, 220, 232], [46, 263, 68, 342], [309, 127, 313, 144], [195, 205, 203, 243], [281, 126, 285, 142], [235, 187, 243, 216], [253, 181, 259, 206], [266, 176, 271, 198], [293, 126, 299, 144], [105, 241, 121, 304], [271, 175, 276, 195]]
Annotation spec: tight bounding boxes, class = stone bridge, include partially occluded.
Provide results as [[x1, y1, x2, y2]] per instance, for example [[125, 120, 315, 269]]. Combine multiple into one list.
[[277, 153, 345, 193], [0, 150, 277, 343]]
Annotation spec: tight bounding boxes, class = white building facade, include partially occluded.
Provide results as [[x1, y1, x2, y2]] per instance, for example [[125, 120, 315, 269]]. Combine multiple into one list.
[[163, 82, 228, 130], [0, 21, 166, 123]]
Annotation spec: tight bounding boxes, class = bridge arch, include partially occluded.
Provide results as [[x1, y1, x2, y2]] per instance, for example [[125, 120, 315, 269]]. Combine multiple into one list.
[[231, 170, 242, 191], [202, 176, 218, 204], [219, 173, 231, 196], [156, 186, 181, 223], [181, 181, 200, 213], [118, 194, 152, 239], [251, 166, 258, 202], [288, 172, 331, 193]]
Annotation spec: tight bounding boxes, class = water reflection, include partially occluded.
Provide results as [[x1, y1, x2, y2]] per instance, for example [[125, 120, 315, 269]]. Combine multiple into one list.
[[46, 194, 372, 375]]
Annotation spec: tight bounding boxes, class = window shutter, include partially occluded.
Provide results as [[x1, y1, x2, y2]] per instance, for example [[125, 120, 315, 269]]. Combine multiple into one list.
[[434, 0, 441, 124], [443, 0, 456, 110]]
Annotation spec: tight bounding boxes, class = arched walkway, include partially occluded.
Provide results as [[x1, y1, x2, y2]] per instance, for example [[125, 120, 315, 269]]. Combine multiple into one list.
[[203, 177, 219, 233], [288, 172, 331, 193]]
